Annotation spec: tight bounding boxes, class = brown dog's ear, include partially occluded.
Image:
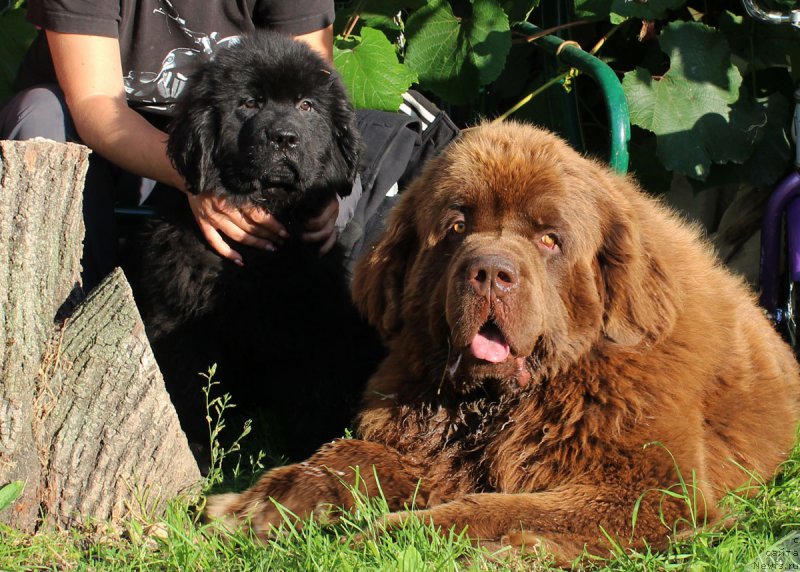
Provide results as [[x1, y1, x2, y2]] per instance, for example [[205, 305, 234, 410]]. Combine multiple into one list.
[[351, 196, 418, 339], [597, 183, 679, 346]]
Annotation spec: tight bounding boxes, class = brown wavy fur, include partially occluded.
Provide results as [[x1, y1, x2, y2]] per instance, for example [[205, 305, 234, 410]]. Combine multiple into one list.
[[206, 122, 800, 564]]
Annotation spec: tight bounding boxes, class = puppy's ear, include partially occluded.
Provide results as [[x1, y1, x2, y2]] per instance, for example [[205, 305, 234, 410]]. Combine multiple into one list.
[[597, 178, 679, 346], [328, 73, 362, 192], [352, 194, 418, 339], [167, 66, 219, 194]]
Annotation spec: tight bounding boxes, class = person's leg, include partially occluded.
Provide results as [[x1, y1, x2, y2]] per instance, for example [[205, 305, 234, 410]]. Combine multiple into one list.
[[0, 85, 120, 293], [0, 84, 75, 141]]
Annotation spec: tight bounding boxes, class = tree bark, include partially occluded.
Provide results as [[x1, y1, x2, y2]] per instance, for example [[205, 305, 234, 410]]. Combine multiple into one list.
[[0, 139, 200, 531]]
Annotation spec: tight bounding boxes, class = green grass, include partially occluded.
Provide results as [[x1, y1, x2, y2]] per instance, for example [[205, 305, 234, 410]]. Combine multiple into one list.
[[2, 379, 798, 571]]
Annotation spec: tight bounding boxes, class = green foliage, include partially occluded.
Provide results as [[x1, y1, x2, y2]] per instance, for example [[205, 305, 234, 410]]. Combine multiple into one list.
[[334, 0, 517, 109], [610, 0, 686, 23], [0, 481, 23, 513], [615, 4, 798, 189], [622, 22, 761, 181], [0, 3, 35, 100], [404, 0, 510, 104], [200, 365, 260, 491], [334, 27, 417, 111], [332, 0, 800, 191]]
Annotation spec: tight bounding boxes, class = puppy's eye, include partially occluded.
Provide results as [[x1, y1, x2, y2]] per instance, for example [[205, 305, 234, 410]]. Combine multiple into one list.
[[243, 97, 261, 109], [298, 99, 313, 112], [540, 233, 559, 250]]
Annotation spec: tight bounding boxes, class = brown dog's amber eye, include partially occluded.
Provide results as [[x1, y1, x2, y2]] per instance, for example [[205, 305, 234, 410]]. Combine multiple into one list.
[[452, 221, 466, 234], [540, 233, 558, 249]]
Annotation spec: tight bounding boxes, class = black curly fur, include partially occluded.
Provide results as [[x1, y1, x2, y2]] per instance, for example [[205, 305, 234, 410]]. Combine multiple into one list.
[[131, 31, 379, 461]]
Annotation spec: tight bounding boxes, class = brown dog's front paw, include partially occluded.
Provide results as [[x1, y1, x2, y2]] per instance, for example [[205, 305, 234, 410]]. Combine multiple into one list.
[[203, 462, 345, 538], [204, 490, 292, 538], [204, 492, 245, 532], [205, 489, 331, 539]]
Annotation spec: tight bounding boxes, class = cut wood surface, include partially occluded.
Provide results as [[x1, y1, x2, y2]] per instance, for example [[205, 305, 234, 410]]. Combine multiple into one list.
[[0, 139, 200, 532]]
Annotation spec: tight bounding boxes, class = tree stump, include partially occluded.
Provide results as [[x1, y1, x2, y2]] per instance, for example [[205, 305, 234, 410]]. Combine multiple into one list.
[[0, 139, 201, 532]]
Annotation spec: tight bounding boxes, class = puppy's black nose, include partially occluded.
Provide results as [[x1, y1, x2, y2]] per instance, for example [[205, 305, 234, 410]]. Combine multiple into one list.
[[466, 254, 518, 298], [268, 127, 298, 150]]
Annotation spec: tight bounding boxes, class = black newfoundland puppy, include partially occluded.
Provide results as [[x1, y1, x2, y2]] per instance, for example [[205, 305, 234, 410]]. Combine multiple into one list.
[[134, 31, 377, 461]]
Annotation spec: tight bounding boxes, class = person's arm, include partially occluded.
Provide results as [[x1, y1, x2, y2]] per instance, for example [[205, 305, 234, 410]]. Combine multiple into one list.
[[46, 31, 183, 190], [294, 24, 334, 62], [46, 30, 290, 264]]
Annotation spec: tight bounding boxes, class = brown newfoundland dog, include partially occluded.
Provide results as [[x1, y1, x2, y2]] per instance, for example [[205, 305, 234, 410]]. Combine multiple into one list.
[[207, 122, 800, 562]]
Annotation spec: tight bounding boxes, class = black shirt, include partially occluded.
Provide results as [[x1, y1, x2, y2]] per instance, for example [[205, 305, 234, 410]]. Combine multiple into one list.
[[16, 0, 334, 115]]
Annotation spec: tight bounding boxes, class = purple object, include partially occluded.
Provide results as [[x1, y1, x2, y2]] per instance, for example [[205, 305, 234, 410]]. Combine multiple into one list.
[[788, 196, 800, 282], [759, 170, 800, 315]]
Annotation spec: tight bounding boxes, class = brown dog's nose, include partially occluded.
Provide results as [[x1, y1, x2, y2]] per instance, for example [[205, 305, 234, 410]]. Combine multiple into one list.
[[268, 127, 298, 150], [466, 254, 518, 297]]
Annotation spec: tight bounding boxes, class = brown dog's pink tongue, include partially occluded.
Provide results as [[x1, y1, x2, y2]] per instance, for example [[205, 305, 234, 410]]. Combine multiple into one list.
[[470, 326, 510, 363]]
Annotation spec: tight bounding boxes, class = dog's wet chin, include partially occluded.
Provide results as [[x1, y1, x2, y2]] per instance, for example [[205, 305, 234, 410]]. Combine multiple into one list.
[[439, 308, 540, 392], [446, 347, 534, 392]]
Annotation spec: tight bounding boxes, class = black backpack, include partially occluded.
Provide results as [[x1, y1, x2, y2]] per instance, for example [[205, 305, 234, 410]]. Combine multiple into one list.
[[338, 90, 460, 274]]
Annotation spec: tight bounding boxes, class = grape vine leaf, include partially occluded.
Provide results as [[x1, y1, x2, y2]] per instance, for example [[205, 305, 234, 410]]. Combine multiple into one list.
[[333, 0, 425, 36], [622, 21, 765, 181], [501, 0, 539, 24], [574, 0, 613, 21], [696, 94, 792, 190], [404, 0, 510, 104], [334, 27, 418, 111], [610, 0, 687, 21]]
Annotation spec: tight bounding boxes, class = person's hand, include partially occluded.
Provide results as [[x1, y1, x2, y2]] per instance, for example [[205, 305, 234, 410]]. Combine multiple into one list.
[[186, 192, 288, 266], [302, 197, 339, 255]]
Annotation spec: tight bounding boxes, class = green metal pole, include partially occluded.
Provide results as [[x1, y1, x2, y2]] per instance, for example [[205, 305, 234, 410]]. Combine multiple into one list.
[[515, 21, 631, 174]]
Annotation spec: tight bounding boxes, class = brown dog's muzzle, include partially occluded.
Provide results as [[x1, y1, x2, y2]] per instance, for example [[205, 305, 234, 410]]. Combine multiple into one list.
[[466, 254, 519, 300], [443, 236, 544, 381]]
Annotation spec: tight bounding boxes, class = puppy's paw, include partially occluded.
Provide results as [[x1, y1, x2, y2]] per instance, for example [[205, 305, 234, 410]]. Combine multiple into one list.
[[204, 492, 246, 533], [204, 490, 303, 539], [203, 462, 347, 538]]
